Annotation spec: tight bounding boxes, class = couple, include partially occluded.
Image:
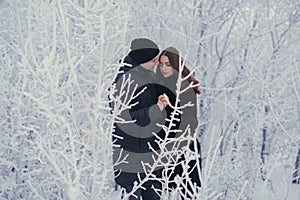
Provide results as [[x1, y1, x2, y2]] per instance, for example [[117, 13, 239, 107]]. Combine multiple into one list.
[[110, 38, 201, 200]]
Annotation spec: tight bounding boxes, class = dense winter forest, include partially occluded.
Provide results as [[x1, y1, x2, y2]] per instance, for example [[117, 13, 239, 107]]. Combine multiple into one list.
[[0, 0, 299, 199]]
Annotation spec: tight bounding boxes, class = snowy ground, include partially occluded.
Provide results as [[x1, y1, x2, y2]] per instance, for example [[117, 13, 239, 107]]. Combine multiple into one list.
[[270, 165, 300, 200], [286, 184, 300, 200]]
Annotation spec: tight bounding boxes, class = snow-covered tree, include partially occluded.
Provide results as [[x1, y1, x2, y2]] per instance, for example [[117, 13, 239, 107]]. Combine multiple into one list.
[[1, 0, 299, 199]]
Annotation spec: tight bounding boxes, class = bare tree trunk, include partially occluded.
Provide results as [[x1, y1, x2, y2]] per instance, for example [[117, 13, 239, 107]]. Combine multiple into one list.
[[260, 106, 269, 181], [196, 1, 208, 139], [292, 148, 300, 184]]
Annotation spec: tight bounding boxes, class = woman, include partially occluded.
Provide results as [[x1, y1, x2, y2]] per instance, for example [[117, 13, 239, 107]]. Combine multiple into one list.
[[156, 47, 201, 198]]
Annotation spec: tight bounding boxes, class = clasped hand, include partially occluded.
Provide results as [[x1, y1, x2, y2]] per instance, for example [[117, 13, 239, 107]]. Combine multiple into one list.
[[157, 93, 169, 111]]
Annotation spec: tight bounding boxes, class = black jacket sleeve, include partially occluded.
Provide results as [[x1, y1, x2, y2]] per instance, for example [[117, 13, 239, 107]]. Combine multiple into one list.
[[111, 69, 166, 137]]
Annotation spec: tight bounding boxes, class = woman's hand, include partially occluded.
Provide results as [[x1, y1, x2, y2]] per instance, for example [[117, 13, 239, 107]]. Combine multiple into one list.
[[157, 94, 169, 111]]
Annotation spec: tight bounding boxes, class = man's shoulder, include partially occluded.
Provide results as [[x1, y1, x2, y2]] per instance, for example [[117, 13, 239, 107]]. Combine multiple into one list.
[[114, 66, 142, 86]]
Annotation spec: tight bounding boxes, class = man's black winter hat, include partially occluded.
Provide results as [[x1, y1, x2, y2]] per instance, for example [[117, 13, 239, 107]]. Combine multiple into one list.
[[129, 38, 159, 65]]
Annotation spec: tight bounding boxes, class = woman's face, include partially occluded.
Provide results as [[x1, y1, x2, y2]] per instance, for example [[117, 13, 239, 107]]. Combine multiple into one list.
[[159, 55, 175, 78]]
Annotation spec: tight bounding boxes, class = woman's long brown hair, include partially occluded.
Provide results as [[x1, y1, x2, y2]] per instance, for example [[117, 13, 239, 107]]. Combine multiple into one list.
[[158, 47, 201, 94]]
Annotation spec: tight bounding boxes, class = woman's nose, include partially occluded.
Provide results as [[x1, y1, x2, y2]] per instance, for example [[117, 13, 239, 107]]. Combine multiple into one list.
[[161, 66, 168, 72]]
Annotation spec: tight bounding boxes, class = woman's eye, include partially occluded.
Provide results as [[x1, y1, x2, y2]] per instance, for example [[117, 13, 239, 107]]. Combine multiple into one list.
[[158, 63, 171, 67]]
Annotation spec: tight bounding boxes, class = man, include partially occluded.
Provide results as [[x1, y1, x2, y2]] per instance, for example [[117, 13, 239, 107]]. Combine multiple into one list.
[[110, 38, 167, 200]]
